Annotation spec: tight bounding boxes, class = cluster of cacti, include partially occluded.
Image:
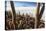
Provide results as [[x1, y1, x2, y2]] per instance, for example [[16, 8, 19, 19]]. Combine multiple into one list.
[[5, 1, 45, 30], [5, 11, 45, 30]]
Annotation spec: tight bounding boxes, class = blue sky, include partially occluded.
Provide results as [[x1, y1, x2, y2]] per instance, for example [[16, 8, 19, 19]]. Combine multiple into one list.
[[14, 1, 37, 7]]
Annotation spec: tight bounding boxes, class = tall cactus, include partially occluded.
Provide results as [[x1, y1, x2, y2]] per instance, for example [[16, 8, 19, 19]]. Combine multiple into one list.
[[35, 3, 40, 28], [10, 1, 17, 29], [37, 3, 45, 28], [35, 3, 45, 28]]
